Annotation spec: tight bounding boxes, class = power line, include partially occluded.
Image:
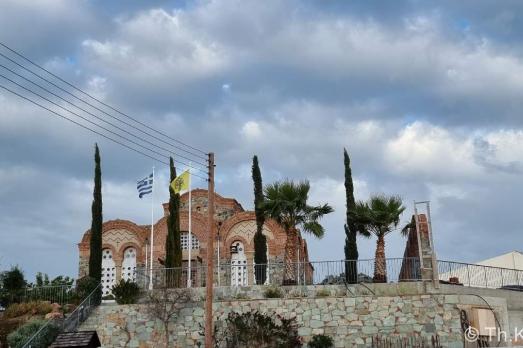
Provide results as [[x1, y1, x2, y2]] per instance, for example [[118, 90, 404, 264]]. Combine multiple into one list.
[[0, 77, 209, 180], [0, 42, 208, 156], [0, 83, 167, 165], [0, 63, 209, 170], [0, 50, 208, 163]]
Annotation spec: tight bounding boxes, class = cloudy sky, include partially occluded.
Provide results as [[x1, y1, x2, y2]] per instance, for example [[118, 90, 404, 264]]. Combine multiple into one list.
[[1, 0, 522, 280]]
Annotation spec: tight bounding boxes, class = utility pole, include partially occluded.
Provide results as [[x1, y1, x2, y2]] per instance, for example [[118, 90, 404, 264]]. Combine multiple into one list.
[[204, 152, 215, 348]]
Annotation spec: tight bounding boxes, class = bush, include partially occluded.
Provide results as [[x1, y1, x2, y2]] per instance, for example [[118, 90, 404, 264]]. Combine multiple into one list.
[[112, 279, 140, 304], [315, 288, 331, 297], [308, 334, 334, 348], [0, 267, 26, 306], [214, 311, 301, 347], [233, 293, 249, 300], [3, 301, 53, 319], [7, 319, 59, 348], [73, 276, 99, 304], [263, 286, 283, 298]]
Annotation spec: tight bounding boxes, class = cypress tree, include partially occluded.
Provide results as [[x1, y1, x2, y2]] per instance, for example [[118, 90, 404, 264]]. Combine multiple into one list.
[[88, 144, 103, 282], [252, 155, 268, 285], [165, 157, 182, 287], [344, 148, 358, 283]]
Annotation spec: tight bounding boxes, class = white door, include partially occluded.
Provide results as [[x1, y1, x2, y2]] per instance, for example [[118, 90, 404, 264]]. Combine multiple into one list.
[[231, 241, 248, 286], [121, 247, 137, 282], [101, 249, 116, 296]]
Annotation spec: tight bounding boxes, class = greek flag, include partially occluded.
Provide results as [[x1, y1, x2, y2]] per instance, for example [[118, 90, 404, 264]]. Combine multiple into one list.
[[137, 173, 153, 199]]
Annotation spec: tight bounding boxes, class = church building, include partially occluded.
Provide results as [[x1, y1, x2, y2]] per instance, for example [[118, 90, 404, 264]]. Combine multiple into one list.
[[78, 189, 312, 295]]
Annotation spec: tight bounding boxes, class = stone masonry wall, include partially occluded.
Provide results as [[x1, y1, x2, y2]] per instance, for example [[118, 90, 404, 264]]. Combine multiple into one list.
[[81, 287, 468, 347]]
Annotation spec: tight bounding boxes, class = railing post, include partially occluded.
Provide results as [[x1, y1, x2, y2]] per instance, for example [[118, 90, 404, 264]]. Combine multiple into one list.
[[484, 266, 488, 288], [467, 264, 471, 287]]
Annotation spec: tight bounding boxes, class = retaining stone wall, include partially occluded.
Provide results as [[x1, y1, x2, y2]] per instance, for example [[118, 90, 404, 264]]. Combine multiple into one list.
[[81, 287, 467, 347]]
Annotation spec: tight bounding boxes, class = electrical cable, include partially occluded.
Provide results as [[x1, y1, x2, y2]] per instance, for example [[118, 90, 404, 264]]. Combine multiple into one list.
[[0, 44, 208, 160], [0, 82, 209, 181], [0, 63, 208, 169]]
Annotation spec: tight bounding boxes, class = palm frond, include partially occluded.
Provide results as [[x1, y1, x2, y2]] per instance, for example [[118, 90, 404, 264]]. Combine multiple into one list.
[[259, 179, 333, 239], [350, 195, 406, 237], [302, 221, 325, 238]]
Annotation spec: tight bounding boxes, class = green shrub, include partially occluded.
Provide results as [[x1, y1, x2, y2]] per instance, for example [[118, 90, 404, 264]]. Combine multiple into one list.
[[214, 311, 302, 347], [263, 286, 283, 298], [315, 288, 331, 297], [308, 334, 334, 348], [0, 267, 26, 306], [233, 292, 249, 300], [3, 301, 53, 319], [73, 276, 99, 304], [7, 319, 59, 348], [112, 279, 140, 304], [75, 276, 98, 298]]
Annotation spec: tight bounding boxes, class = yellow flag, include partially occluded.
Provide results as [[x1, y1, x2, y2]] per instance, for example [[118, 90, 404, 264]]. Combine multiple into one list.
[[170, 170, 190, 194]]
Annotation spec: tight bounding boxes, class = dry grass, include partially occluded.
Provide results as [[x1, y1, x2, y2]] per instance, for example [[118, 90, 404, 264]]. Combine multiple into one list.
[[3, 301, 54, 319]]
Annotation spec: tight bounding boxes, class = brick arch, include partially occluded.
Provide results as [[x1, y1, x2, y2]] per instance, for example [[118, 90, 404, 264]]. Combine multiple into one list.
[[80, 219, 148, 245], [151, 212, 208, 261], [180, 212, 208, 244], [223, 235, 253, 259], [101, 244, 119, 269], [221, 213, 286, 242], [154, 212, 208, 246], [118, 242, 143, 264], [101, 244, 117, 257], [220, 212, 288, 260]]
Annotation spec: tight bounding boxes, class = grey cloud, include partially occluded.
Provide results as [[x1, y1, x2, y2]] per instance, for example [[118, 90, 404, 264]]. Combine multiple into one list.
[[1, 0, 523, 279]]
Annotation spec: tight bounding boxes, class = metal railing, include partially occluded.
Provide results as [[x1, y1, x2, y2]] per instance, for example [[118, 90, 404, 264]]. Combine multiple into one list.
[[60, 283, 101, 332], [21, 285, 74, 305], [134, 259, 523, 291], [21, 283, 101, 348], [438, 260, 523, 290], [136, 258, 424, 289]]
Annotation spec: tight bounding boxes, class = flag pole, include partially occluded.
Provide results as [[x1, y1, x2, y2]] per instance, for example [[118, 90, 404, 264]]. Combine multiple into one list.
[[148, 166, 155, 291], [187, 163, 192, 287], [144, 241, 148, 286]]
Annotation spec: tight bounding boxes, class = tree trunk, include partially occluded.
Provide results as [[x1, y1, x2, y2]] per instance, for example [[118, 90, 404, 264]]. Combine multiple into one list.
[[344, 225, 358, 284], [374, 234, 387, 283], [164, 322, 169, 348], [284, 228, 298, 284], [296, 233, 301, 285]]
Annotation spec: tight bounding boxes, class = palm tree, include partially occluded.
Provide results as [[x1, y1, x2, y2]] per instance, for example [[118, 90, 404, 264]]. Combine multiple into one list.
[[261, 180, 334, 284], [349, 195, 406, 283]]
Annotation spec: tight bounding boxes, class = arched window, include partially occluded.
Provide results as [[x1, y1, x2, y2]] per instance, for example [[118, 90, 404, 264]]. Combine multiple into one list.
[[181, 232, 200, 250], [231, 241, 248, 286], [101, 249, 116, 296], [121, 247, 137, 282]]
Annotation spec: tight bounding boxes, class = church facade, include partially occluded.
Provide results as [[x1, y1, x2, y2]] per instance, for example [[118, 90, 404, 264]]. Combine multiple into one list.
[[78, 189, 312, 295]]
